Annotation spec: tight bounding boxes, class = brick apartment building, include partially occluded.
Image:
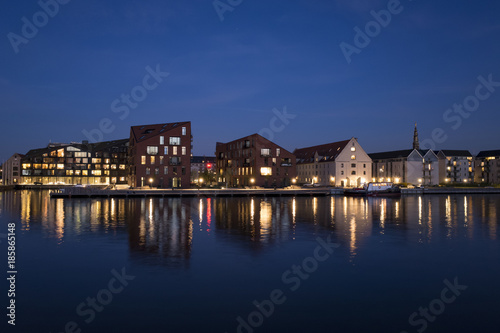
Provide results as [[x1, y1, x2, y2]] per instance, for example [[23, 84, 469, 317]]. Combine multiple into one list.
[[129, 122, 192, 188], [215, 133, 296, 188]]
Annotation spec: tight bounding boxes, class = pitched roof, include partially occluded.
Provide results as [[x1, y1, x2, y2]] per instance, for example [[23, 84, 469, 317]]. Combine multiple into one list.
[[437, 150, 473, 157], [23, 139, 128, 159], [130, 122, 190, 143], [368, 149, 414, 160], [476, 150, 500, 158], [294, 140, 350, 164]]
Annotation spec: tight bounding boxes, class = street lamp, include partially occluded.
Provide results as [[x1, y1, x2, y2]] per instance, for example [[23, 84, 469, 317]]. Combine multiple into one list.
[[149, 178, 153, 189], [199, 178, 204, 188]]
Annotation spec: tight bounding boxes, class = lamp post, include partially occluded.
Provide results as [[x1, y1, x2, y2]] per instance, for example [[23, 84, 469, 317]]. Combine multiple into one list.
[[199, 177, 204, 189], [149, 178, 153, 189], [250, 178, 255, 189]]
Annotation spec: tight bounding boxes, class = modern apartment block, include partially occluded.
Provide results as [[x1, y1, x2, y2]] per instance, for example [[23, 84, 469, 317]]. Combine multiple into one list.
[[129, 122, 192, 188], [294, 138, 372, 187], [20, 140, 129, 185], [3, 153, 24, 185], [215, 133, 296, 188], [437, 150, 474, 184], [474, 150, 500, 184]]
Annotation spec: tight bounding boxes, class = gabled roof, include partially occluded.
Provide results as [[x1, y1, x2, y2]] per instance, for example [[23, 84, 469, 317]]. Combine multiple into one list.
[[437, 150, 473, 157], [294, 140, 350, 164], [476, 150, 500, 158], [131, 122, 190, 143], [368, 149, 414, 160]]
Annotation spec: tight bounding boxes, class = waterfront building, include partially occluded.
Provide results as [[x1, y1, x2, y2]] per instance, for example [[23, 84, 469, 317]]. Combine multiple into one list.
[[3, 153, 24, 185], [294, 138, 372, 187], [215, 133, 296, 188], [474, 150, 500, 184], [191, 156, 216, 185], [129, 122, 192, 188], [436, 150, 474, 184], [20, 140, 129, 185], [369, 124, 439, 185]]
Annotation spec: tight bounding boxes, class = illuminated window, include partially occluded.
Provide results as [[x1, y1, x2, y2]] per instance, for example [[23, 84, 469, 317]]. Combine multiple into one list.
[[276, 148, 280, 157], [103, 165, 110, 170], [169, 137, 181, 145], [160, 136, 164, 145], [111, 164, 117, 169], [147, 146, 158, 155], [261, 148, 271, 156], [92, 170, 102, 176], [105, 159, 110, 164], [150, 156, 155, 164], [164, 146, 168, 155], [351, 147, 356, 152], [82, 170, 88, 176], [120, 177, 125, 182], [182, 147, 186, 155], [119, 164, 126, 170], [92, 158, 101, 164], [141, 156, 146, 165], [351, 155, 356, 160], [57, 164, 64, 169], [260, 167, 272, 176], [160, 156, 164, 164], [173, 146, 178, 155]]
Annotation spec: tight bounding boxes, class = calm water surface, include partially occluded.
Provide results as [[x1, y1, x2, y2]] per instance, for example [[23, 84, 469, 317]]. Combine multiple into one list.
[[1, 190, 499, 333]]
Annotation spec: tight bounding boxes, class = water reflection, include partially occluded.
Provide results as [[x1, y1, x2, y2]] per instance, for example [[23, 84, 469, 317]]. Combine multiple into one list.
[[0, 191, 499, 264]]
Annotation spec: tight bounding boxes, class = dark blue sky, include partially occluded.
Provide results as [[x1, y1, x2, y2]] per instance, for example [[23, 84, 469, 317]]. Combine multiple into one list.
[[1, 0, 499, 162]]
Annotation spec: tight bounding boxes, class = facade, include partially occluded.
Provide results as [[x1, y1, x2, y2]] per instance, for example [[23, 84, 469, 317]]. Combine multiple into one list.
[[215, 134, 296, 188], [370, 149, 439, 185], [474, 150, 500, 184], [191, 156, 216, 185], [129, 122, 192, 188], [20, 140, 129, 185], [437, 150, 474, 184], [294, 138, 372, 187], [3, 153, 24, 185]]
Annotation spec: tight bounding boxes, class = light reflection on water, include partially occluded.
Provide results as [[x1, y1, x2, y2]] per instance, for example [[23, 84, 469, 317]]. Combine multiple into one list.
[[1, 190, 499, 260]]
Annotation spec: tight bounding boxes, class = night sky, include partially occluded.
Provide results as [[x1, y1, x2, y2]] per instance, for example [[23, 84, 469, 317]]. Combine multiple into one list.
[[1, 0, 499, 163]]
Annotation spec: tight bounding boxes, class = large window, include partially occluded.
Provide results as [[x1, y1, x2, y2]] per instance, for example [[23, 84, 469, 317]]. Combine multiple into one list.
[[170, 137, 181, 145], [261, 148, 271, 157], [147, 146, 158, 155], [260, 167, 272, 176]]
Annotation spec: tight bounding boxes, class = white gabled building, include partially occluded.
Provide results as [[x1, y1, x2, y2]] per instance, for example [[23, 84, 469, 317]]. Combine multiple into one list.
[[294, 137, 372, 187]]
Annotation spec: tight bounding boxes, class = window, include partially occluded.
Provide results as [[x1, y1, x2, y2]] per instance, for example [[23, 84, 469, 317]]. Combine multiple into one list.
[[182, 147, 186, 155], [261, 148, 271, 157], [169, 157, 181, 165], [160, 156, 164, 164], [146, 167, 150, 175], [276, 148, 281, 157], [150, 156, 155, 164], [164, 167, 168, 175], [341, 171, 344, 175], [351, 171, 356, 175], [155, 168, 160, 175], [173, 146, 178, 155], [147, 146, 158, 155], [260, 167, 272, 176], [363, 164, 366, 168], [182, 127, 186, 135], [160, 136, 164, 145], [57, 164, 64, 169], [170, 137, 181, 145], [351, 155, 356, 160], [92, 158, 101, 164], [341, 163, 344, 168], [351, 146, 356, 152], [351, 163, 356, 168], [141, 156, 146, 165], [182, 167, 186, 175], [119, 164, 126, 170]]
